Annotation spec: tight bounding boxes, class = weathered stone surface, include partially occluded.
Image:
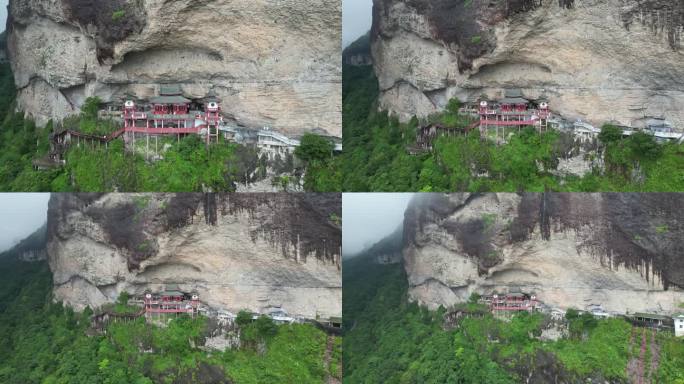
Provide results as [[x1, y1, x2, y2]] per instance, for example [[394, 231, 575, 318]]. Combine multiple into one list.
[[8, 0, 341, 137], [47, 193, 342, 319], [372, 0, 684, 130], [402, 193, 684, 314]]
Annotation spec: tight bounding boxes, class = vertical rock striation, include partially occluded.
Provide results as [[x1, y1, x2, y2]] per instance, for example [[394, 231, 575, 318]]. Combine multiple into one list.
[[372, 0, 684, 130], [402, 193, 684, 314], [46, 193, 342, 319], [7, 0, 341, 137]]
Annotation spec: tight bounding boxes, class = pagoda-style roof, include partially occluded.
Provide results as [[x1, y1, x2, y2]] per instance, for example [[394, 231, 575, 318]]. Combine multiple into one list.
[[506, 292, 526, 298], [499, 97, 529, 105], [504, 89, 524, 98], [161, 284, 184, 296], [160, 84, 183, 96], [161, 290, 184, 297], [150, 95, 191, 105], [633, 312, 669, 320], [204, 89, 221, 102]]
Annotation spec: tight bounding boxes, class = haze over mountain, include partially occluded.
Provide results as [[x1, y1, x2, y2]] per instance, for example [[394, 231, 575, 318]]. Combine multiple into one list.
[[343, 0, 372, 48], [342, 193, 412, 257], [0, 193, 49, 252]]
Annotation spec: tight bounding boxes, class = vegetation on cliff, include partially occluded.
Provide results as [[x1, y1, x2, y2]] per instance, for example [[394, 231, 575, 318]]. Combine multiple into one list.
[[340, 64, 684, 192], [0, 255, 340, 384], [342, 251, 684, 383], [0, 64, 338, 192], [295, 133, 342, 192]]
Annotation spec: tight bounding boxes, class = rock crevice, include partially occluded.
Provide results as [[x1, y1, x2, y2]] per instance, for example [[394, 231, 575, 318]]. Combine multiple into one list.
[[402, 193, 684, 313], [372, 0, 684, 129], [8, 0, 341, 136], [46, 193, 342, 319]]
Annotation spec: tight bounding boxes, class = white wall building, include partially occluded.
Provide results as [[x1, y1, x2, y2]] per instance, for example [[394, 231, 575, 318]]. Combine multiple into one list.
[[675, 313, 684, 337]]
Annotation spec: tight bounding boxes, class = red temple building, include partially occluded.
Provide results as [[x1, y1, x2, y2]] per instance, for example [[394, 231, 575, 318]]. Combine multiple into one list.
[[122, 85, 222, 144], [478, 89, 550, 137], [487, 292, 539, 314], [143, 287, 199, 318]]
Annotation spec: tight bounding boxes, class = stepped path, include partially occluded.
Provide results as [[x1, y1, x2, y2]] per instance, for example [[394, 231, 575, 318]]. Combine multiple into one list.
[[626, 326, 661, 384], [626, 326, 648, 384], [324, 334, 341, 384], [647, 328, 660, 384]]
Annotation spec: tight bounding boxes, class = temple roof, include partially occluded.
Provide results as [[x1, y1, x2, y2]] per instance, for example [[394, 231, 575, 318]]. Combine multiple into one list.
[[161, 290, 184, 297], [160, 84, 183, 95], [506, 292, 526, 298], [149, 95, 191, 104], [633, 312, 669, 320], [499, 97, 529, 105], [504, 89, 524, 98]]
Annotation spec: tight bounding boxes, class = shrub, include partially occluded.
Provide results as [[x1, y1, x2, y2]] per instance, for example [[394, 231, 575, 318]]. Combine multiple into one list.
[[255, 315, 278, 338], [112, 10, 125, 21], [236, 310, 252, 327], [295, 133, 334, 163], [80, 96, 101, 121], [598, 124, 623, 144], [117, 291, 130, 306]]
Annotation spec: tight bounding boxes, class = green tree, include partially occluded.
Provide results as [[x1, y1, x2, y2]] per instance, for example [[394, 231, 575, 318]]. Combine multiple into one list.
[[565, 308, 579, 320], [255, 315, 278, 338], [236, 310, 252, 327], [295, 133, 334, 163], [81, 97, 101, 121], [446, 98, 462, 115], [598, 124, 623, 144], [628, 131, 662, 161], [117, 291, 130, 306]]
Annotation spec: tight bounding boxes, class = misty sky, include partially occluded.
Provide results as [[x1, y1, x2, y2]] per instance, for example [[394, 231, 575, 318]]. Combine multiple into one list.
[[0, 0, 7, 32], [343, 0, 372, 48], [342, 193, 413, 257], [0, 194, 50, 252]]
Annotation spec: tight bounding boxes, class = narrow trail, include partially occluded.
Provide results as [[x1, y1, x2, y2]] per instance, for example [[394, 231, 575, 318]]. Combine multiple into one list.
[[324, 335, 341, 384], [638, 327, 646, 384], [647, 328, 660, 384], [627, 326, 651, 384], [626, 326, 639, 383]]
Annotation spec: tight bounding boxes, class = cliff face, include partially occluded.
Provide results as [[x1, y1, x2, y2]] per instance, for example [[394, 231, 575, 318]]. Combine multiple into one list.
[[7, 0, 341, 137], [372, 0, 684, 129], [46, 193, 342, 319], [0, 223, 48, 262], [402, 193, 684, 314]]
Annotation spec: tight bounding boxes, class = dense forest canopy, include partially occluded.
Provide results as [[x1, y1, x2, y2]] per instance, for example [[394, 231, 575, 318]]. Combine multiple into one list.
[[0, 64, 340, 192], [0, 250, 340, 383], [342, 246, 684, 383], [340, 61, 684, 192]]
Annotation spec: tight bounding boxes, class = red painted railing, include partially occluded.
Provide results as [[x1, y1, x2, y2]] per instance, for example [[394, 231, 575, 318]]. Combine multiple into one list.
[[145, 308, 194, 313], [125, 127, 201, 134], [480, 119, 538, 126]]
